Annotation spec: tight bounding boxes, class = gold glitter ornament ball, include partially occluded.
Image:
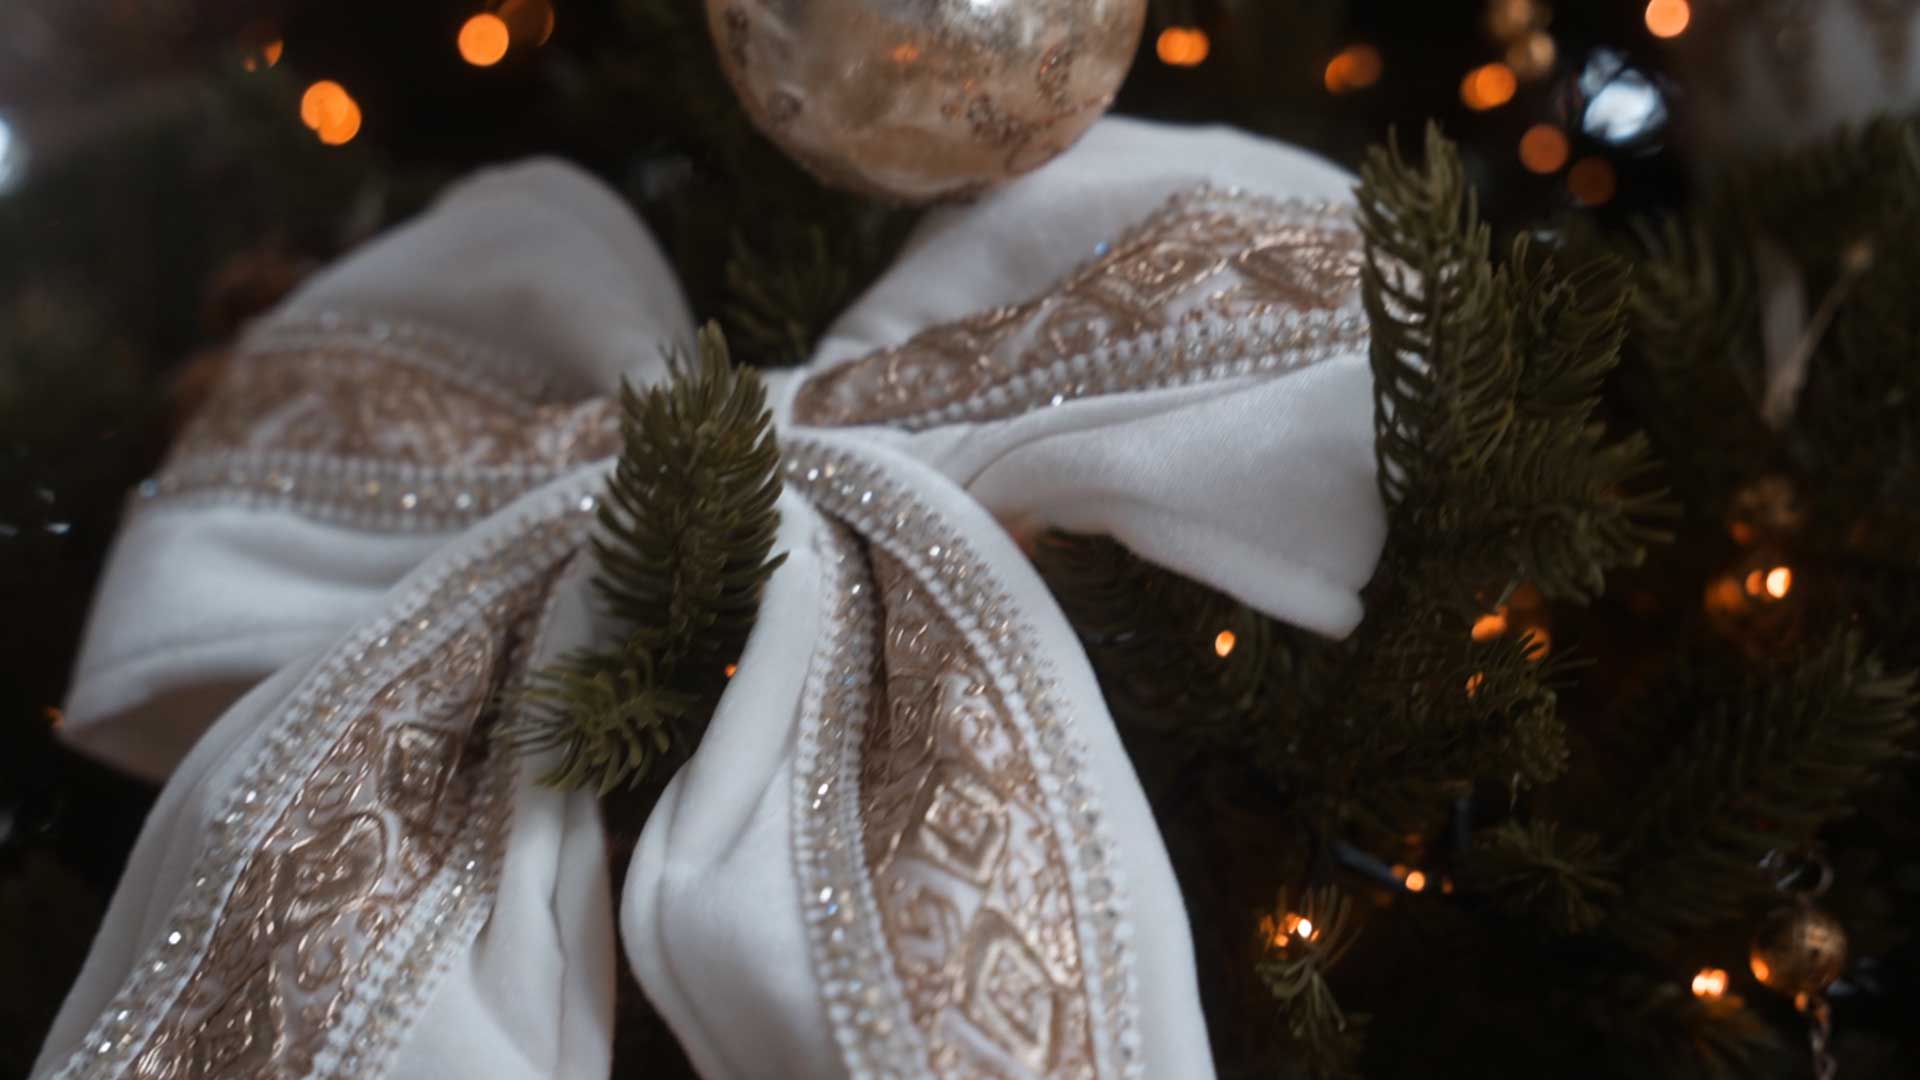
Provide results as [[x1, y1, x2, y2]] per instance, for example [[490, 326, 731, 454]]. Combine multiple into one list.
[[1749, 903, 1849, 998], [707, 0, 1148, 202]]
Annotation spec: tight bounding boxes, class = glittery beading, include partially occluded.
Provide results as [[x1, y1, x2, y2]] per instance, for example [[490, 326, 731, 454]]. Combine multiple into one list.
[[792, 187, 1366, 431], [138, 310, 619, 531], [789, 440, 1141, 1080], [45, 482, 602, 1080]]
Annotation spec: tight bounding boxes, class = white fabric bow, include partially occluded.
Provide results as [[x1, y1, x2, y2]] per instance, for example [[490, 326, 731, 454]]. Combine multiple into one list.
[[35, 118, 1386, 1080]]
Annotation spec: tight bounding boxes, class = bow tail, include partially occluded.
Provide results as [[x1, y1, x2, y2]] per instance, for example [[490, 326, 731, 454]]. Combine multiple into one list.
[[625, 433, 1214, 1080]]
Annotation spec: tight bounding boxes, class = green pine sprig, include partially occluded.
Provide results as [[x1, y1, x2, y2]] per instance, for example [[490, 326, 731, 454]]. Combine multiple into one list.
[[498, 324, 785, 794]]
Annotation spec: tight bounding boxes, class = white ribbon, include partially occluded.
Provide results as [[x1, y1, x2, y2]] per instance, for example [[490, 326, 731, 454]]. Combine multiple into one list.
[[36, 118, 1386, 1080]]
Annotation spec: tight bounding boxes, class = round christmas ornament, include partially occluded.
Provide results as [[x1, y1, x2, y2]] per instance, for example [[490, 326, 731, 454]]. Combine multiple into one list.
[[1749, 901, 1849, 998], [706, 0, 1147, 201]]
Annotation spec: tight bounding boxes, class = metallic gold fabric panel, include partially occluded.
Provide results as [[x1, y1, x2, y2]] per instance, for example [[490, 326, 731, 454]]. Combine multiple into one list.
[[792, 187, 1365, 430], [860, 550, 1096, 1077]]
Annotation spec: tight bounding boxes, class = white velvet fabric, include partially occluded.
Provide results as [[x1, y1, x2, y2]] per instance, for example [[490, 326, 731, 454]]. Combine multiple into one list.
[[43, 118, 1388, 1080], [60, 160, 689, 783]]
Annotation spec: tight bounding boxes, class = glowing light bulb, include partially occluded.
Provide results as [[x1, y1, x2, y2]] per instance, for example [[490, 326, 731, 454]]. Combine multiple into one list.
[[459, 13, 512, 67], [1645, 0, 1691, 39], [1214, 630, 1237, 658], [1157, 27, 1210, 68], [299, 81, 362, 146], [1461, 63, 1518, 110], [1692, 967, 1728, 999], [1519, 123, 1570, 174], [1764, 566, 1792, 599], [1324, 43, 1383, 94], [1404, 870, 1428, 893], [1471, 608, 1510, 641], [1568, 156, 1618, 206]]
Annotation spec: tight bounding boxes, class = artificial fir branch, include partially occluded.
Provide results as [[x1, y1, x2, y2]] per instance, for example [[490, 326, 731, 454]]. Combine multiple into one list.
[[498, 324, 784, 794], [1459, 820, 1621, 934], [1038, 127, 1666, 1076], [1358, 125, 1667, 616], [1609, 635, 1917, 954], [1257, 887, 1366, 1079]]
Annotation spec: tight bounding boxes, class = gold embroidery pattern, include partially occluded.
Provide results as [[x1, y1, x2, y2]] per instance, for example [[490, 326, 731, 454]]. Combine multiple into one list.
[[792, 188, 1367, 431], [865, 551, 1097, 1078], [48, 482, 601, 1080], [789, 439, 1141, 1080], [141, 311, 619, 531]]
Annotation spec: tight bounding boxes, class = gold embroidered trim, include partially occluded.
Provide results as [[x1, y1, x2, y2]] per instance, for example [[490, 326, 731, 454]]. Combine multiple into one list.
[[48, 481, 600, 1080], [140, 312, 619, 530], [792, 187, 1366, 431], [789, 439, 1142, 1080]]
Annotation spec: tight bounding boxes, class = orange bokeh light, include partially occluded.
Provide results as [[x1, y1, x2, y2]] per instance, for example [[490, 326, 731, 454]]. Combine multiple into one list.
[[1692, 967, 1729, 999], [724, 663, 738, 678], [891, 42, 921, 63], [300, 81, 362, 146], [1568, 156, 1618, 206], [1466, 672, 1487, 698], [1214, 629, 1237, 658], [1324, 44, 1384, 94], [1646, 0, 1691, 39], [1765, 566, 1793, 599], [1461, 63, 1518, 110], [1404, 869, 1428, 893], [1520, 124, 1570, 173], [459, 13, 512, 67], [1157, 26, 1210, 68], [1471, 608, 1510, 641]]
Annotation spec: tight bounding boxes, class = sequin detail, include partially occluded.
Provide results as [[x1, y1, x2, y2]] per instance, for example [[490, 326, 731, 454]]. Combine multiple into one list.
[[789, 440, 1141, 1080], [792, 187, 1366, 431], [46, 481, 600, 1080], [140, 311, 619, 530]]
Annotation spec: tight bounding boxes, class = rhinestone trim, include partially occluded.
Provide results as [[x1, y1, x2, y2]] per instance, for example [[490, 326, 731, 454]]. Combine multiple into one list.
[[136, 449, 595, 533]]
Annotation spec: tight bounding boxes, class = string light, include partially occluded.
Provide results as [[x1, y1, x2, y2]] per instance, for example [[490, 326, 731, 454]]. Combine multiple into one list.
[[1567, 156, 1617, 206], [1466, 672, 1487, 698], [1645, 0, 1691, 39], [459, 13, 512, 67], [1506, 30, 1556, 80], [1213, 629, 1237, 658], [243, 39, 284, 72], [1261, 910, 1321, 947], [1751, 956, 1772, 984], [0, 113, 22, 195], [1324, 44, 1384, 94], [724, 663, 738, 678], [1404, 870, 1429, 893], [1692, 967, 1729, 999], [498, 0, 556, 46], [1519, 123, 1570, 174], [1460, 63, 1518, 110], [1472, 608, 1510, 641], [1765, 566, 1793, 599], [1485, 0, 1538, 42], [299, 81, 363, 146], [1156, 27, 1210, 68]]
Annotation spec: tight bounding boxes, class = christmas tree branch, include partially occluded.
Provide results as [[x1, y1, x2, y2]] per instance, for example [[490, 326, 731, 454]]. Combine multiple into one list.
[[498, 324, 785, 794]]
